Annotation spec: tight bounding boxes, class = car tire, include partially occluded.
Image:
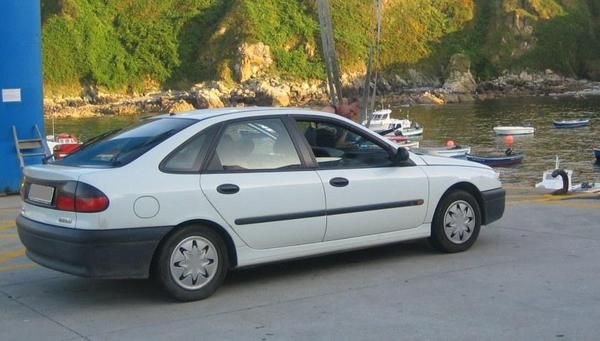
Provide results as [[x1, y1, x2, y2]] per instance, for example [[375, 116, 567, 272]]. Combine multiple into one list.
[[429, 190, 481, 253], [156, 225, 229, 301]]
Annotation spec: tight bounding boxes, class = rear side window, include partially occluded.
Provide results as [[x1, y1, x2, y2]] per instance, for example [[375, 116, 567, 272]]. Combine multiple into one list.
[[54, 118, 196, 167], [207, 118, 302, 171]]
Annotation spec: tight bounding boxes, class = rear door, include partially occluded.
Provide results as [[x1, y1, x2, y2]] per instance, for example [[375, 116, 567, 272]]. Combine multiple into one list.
[[200, 117, 327, 249], [293, 117, 429, 241]]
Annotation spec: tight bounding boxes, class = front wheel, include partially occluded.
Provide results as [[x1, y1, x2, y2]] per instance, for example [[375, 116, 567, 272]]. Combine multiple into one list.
[[429, 190, 481, 253], [155, 225, 229, 301]]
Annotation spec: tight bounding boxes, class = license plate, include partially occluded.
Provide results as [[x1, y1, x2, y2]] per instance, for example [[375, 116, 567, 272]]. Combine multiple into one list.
[[28, 184, 55, 205]]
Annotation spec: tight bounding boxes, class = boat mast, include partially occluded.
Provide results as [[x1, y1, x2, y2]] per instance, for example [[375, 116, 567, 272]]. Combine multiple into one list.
[[363, 0, 384, 126], [317, 0, 343, 106]]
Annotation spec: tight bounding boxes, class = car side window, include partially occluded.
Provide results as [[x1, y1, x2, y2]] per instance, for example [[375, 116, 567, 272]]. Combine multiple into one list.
[[161, 126, 217, 173], [296, 120, 393, 169], [208, 118, 302, 171]]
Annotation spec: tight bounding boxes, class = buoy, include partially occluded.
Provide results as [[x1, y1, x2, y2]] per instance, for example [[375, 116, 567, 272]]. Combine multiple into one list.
[[505, 135, 514, 144], [446, 140, 455, 147]]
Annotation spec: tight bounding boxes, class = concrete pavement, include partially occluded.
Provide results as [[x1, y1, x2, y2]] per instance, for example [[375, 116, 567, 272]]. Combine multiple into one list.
[[1, 190, 600, 340]]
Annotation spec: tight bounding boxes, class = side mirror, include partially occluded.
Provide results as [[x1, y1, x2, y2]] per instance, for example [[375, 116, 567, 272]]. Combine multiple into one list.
[[391, 147, 409, 164]]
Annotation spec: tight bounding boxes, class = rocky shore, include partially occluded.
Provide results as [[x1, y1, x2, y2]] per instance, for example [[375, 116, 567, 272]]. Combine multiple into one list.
[[45, 59, 600, 119]]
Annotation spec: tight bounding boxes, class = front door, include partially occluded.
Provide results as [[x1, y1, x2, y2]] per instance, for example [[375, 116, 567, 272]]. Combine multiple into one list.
[[294, 119, 429, 241], [201, 117, 326, 249]]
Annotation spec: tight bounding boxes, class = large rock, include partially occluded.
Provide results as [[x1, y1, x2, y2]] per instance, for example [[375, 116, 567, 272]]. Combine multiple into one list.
[[195, 89, 224, 109], [235, 42, 273, 82], [443, 53, 477, 93], [164, 99, 195, 113], [417, 91, 445, 105], [256, 82, 290, 107]]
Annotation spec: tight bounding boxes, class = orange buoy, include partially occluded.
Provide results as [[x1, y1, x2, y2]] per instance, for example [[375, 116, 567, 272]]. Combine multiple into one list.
[[504, 135, 514, 144], [446, 140, 455, 147]]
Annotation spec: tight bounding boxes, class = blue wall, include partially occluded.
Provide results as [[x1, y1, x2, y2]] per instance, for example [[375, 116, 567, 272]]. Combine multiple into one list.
[[0, 1, 44, 194]]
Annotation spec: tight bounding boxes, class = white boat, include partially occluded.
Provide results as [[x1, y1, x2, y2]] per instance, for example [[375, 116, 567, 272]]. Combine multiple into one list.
[[363, 109, 424, 137], [394, 126, 424, 137], [535, 156, 600, 193], [535, 157, 573, 192], [395, 140, 419, 149], [493, 126, 535, 135], [418, 145, 471, 158], [362, 109, 410, 132]]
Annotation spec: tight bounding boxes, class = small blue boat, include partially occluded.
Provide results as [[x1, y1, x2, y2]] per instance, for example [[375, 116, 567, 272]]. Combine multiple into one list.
[[594, 146, 600, 161], [466, 149, 524, 167], [553, 119, 590, 128]]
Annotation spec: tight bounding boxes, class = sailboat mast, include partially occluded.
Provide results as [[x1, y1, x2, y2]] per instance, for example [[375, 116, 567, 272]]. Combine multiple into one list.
[[317, 0, 343, 106], [369, 0, 383, 114], [363, 0, 384, 126]]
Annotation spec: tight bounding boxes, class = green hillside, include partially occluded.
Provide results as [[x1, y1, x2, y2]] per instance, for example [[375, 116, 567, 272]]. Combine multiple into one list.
[[41, 0, 600, 95]]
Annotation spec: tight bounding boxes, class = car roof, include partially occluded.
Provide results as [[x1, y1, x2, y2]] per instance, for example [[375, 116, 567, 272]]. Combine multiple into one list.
[[155, 106, 327, 121], [153, 106, 397, 148]]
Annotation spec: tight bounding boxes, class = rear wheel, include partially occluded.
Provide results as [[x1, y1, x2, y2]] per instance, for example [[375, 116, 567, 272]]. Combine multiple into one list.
[[429, 190, 481, 253], [156, 225, 228, 301]]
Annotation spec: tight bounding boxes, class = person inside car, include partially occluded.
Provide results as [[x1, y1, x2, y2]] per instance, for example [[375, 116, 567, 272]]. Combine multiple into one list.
[[322, 97, 361, 121]]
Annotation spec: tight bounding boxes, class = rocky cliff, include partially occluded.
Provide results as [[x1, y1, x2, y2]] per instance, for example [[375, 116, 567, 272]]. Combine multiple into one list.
[[41, 0, 600, 112]]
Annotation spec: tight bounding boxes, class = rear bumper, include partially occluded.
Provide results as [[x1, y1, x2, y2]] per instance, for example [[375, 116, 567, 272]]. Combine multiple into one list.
[[17, 215, 172, 279], [481, 188, 505, 225]]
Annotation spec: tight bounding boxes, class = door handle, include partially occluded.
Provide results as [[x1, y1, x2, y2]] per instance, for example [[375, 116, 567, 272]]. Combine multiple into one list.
[[217, 184, 240, 194], [329, 177, 349, 187]]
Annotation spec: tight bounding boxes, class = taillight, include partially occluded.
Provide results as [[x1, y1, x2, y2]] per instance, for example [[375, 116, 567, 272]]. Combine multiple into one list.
[[55, 182, 109, 212], [55, 181, 76, 211], [74, 182, 109, 212]]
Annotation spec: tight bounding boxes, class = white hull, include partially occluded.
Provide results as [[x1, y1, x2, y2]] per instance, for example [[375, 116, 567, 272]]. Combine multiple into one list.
[[363, 109, 411, 132], [392, 140, 419, 149], [493, 126, 535, 135], [535, 169, 573, 191], [420, 146, 471, 158], [396, 127, 424, 137]]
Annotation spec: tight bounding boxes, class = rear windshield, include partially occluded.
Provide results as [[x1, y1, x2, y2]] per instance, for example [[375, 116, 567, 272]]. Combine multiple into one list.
[[54, 118, 196, 167]]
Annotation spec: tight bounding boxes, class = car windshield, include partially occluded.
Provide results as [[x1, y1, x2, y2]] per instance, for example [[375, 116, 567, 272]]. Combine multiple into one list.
[[53, 118, 196, 167]]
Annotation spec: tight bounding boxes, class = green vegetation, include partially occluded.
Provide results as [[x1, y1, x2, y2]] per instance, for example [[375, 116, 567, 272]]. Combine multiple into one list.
[[41, 0, 600, 94]]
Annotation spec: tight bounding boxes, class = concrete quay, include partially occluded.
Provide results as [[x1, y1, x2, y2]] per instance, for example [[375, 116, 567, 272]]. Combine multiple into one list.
[[1, 188, 600, 340]]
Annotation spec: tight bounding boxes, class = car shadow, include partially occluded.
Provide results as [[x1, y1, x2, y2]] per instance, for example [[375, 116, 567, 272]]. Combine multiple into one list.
[[8, 238, 441, 306], [225, 239, 433, 288]]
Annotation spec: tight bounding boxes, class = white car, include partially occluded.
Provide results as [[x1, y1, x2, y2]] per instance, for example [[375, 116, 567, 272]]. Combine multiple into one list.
[[17, 107, 505, 301]]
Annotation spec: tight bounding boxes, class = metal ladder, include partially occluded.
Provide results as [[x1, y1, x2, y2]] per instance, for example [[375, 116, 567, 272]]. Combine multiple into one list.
[[12, 125, 52, 169]]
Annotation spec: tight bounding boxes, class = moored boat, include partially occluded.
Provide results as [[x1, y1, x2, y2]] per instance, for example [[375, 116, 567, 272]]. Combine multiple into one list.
[[362, 109, 409, 132], [363, 109, 424, 136], [493, 126, 535, 135], [466, 149, 524, 166], [46, 133, 82, 159], [535, 156, 600, 194], [535, 156, 573, 192], [384, 134, 407, 143], [394, 126, 424, 137], [46, 133, 79, 150], [418, 145, 471, 158], [395, 140, 419, 149], [594, 146, 600, 161], [553, 119, 590, 128]]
